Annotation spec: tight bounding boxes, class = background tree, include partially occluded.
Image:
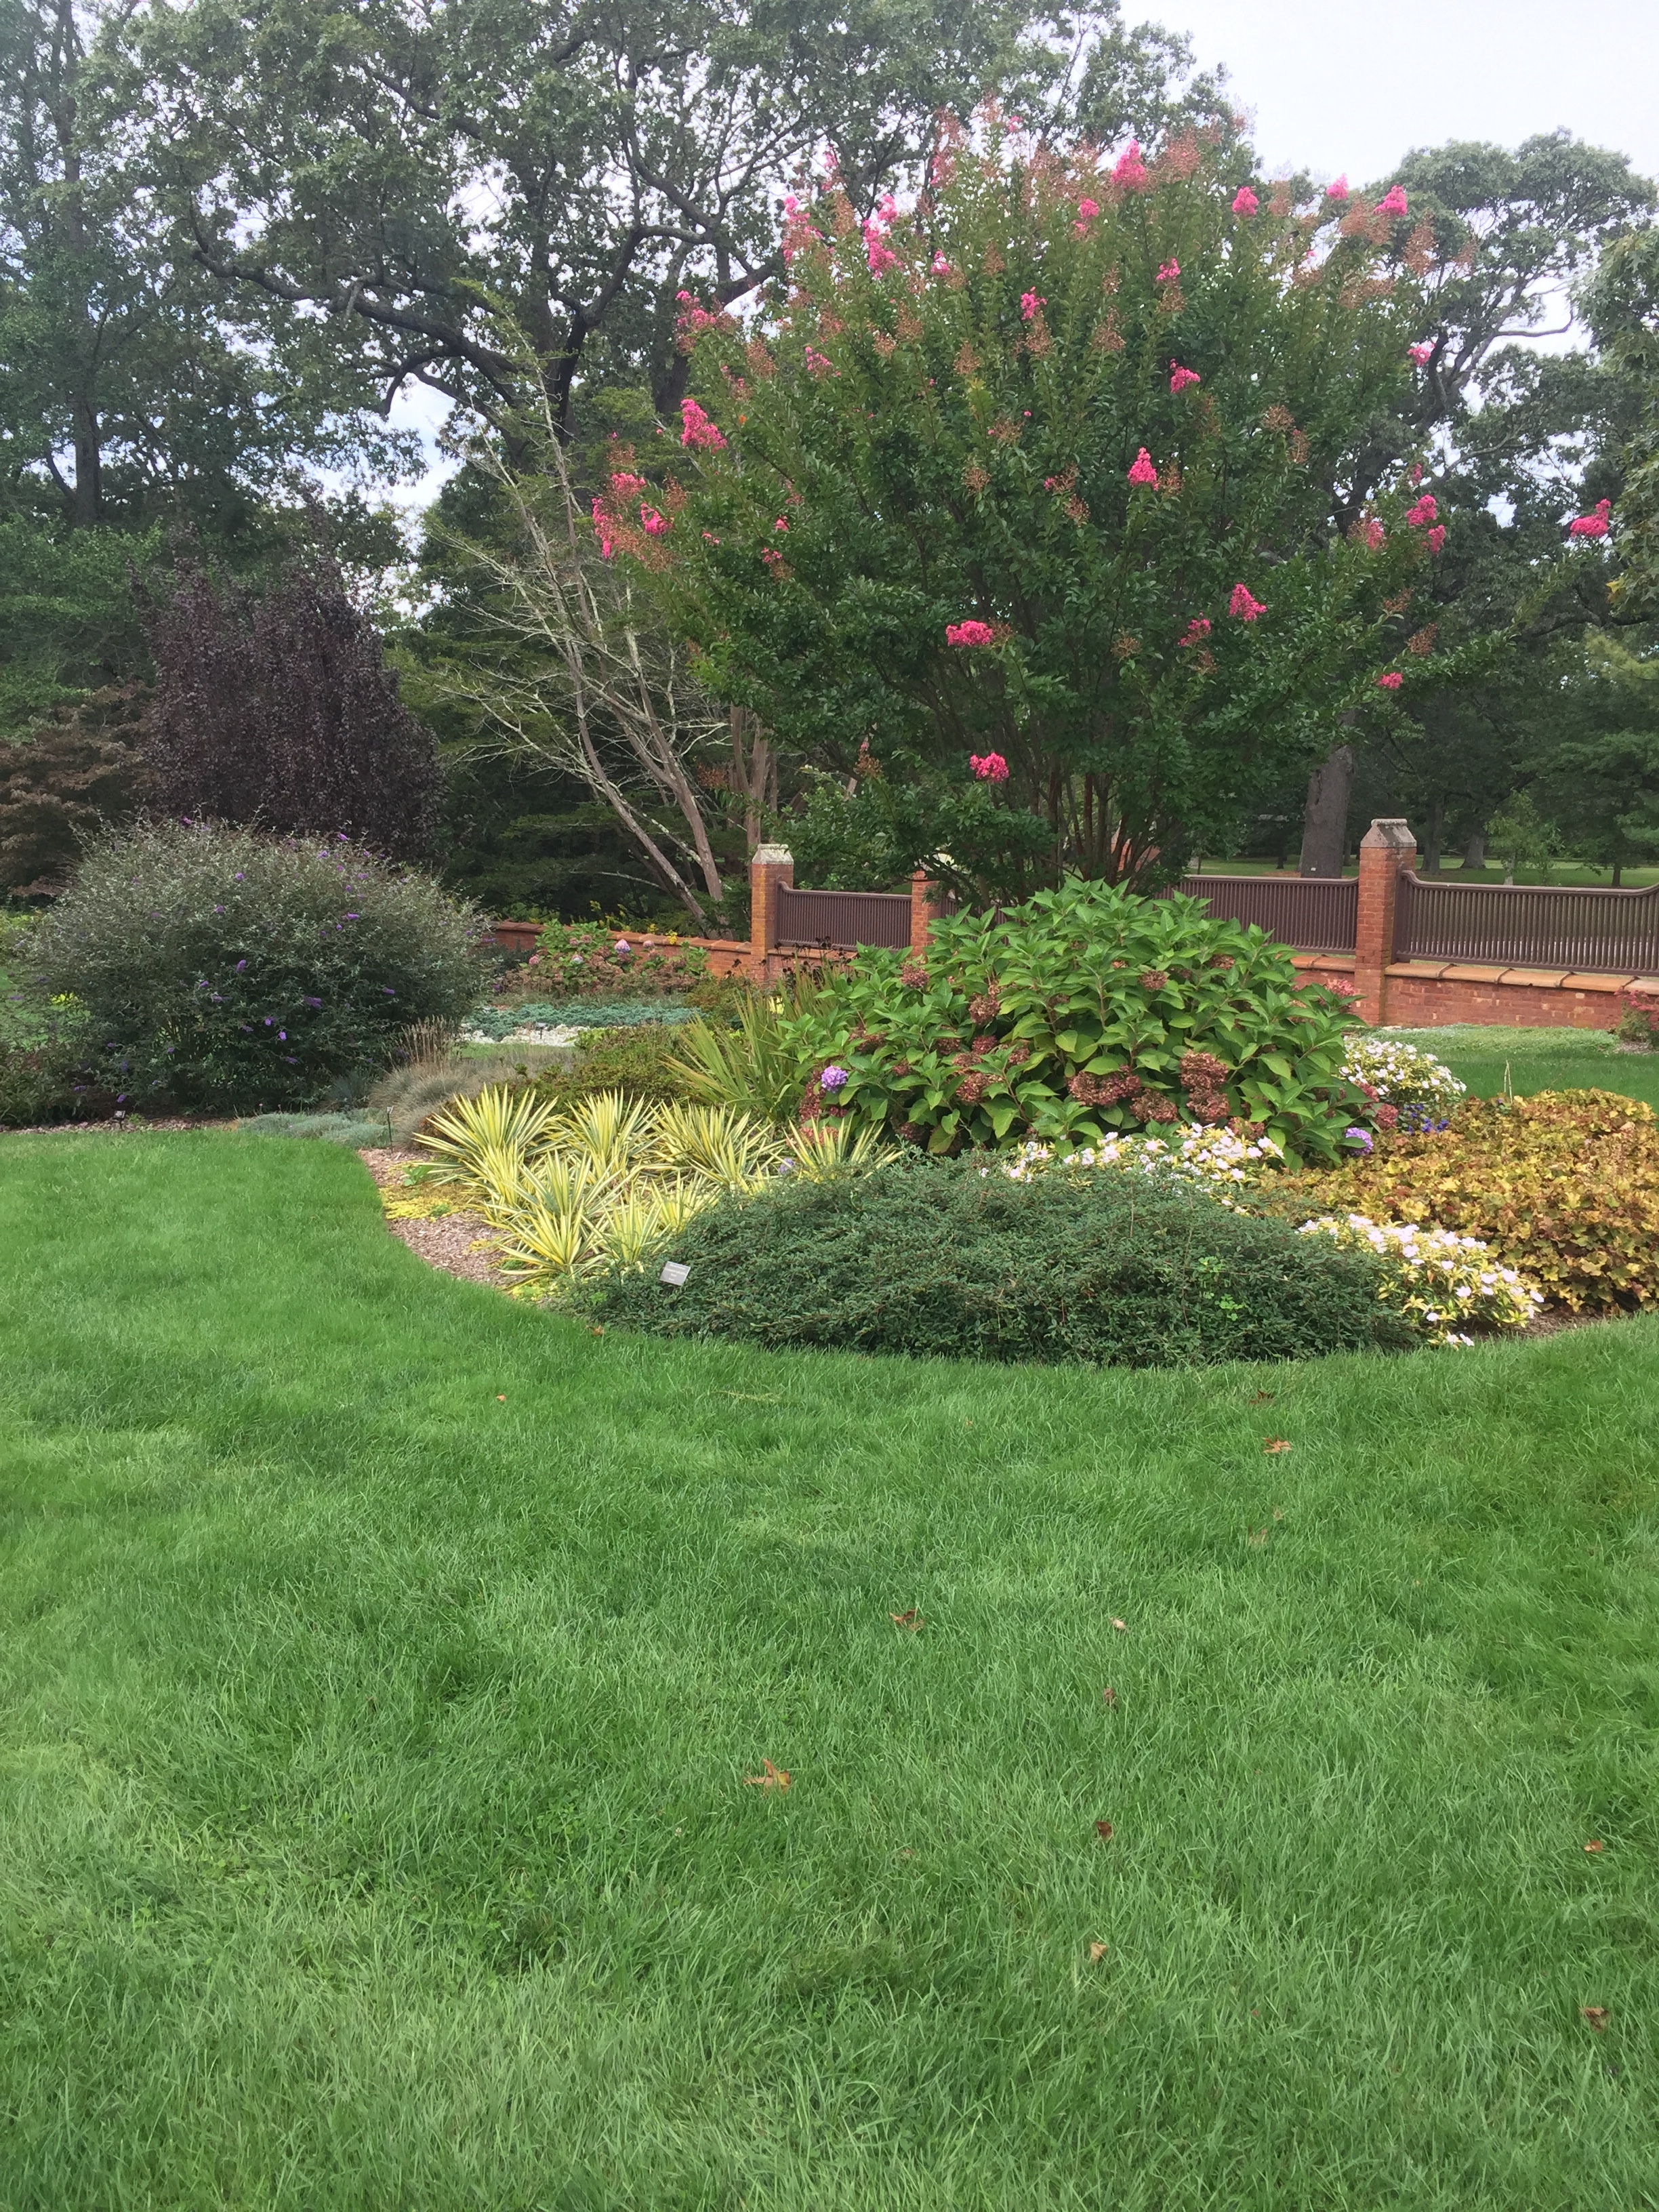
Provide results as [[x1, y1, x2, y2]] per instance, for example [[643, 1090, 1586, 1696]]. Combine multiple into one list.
[[139, 548, 443, 856], [621, 123, 1457, 901]]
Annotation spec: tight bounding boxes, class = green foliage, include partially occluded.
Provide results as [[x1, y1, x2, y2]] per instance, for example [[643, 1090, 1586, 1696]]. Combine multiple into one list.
[[523, 1024, 704, 1111], [531, 921, 708, 998], [783, 877, 1364, 1162], [1292, 1088, 1659, 1313], [627, 136, 1454, 900], [33, 821, 486, 1109], [592, 1153, 1411, 1366], [666, 971, 827, 1121]]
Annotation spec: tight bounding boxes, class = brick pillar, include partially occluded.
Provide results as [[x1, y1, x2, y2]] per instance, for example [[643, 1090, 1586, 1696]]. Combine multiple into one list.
[[1353, 818, 1417, 1027], [749, 842, 793, 978], [909, 868, 941, 956]]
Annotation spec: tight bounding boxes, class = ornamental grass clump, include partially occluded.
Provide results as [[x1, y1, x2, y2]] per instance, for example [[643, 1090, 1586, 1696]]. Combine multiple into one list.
[[34, 821, 486, 1109], [590, 1154, 1413, 1366], [781, 876, 1366, 1162], [1339, 1033, 1466, 1132], [1292, 1089, 1659, 1313]]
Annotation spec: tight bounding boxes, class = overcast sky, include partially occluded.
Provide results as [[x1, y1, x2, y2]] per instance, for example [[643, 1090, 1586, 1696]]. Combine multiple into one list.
[[1157, 0, 1659, 193]]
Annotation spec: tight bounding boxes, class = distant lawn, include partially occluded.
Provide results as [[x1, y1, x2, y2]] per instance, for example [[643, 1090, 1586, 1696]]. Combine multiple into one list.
[[3, 1134, 1658, 2209], [1385, 1024, 1659, 1115], [1193, 859, 1659, 887]]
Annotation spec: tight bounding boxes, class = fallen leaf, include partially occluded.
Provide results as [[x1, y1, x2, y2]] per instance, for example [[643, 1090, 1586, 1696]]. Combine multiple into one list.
[[743, 1759, 791, 1791], [890, 1609, 924, 1632], [588, 1326, 605, 1337], [1248, 1391, 1275, 1405], [495, 1394, 506, 1402], [1094, 1819, 1114, 1841], [1088, 1940, 1108, 1962], [1101, 1686, 1118, 1708], [1263, 1438, 1291, 1454], [1248, 1527, 1268, 1547], [1110, 1617, 1128, 1633], [1271, 1507, 1284, 1521], [1582, 2005, 1610, 2031], [1584, 1839, 1605, 1853]]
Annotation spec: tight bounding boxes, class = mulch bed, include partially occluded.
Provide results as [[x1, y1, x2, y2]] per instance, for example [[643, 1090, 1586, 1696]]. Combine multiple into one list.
[[357, 1147, 514, 1291]]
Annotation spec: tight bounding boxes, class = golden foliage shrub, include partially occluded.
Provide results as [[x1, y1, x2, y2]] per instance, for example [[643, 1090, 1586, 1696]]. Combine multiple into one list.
[[1290, 1090, 1659, 1313]]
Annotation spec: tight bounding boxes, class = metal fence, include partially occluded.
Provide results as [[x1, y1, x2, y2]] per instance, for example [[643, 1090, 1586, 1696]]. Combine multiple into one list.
[[1170, 873, 1359, 953], [1394, 874, 1659, 973], [773, 884, 911, 949]]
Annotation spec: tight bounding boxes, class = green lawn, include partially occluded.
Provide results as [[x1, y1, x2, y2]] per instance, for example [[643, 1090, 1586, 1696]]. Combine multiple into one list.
[[1387, 1025, 1659, 1115], [3, 1134, 1658, 2210]]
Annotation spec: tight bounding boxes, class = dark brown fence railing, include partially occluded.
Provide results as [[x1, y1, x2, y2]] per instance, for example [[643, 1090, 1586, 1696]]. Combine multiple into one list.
[[1169, 873, 1359, 953], [1394, 874, 1659, 973], [774, 884, 911, 949]]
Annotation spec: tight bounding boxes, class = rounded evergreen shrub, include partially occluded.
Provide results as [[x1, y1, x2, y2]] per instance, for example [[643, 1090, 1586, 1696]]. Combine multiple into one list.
[[591, 1155, 1414, 1366], [35, 821, 487, 1108]]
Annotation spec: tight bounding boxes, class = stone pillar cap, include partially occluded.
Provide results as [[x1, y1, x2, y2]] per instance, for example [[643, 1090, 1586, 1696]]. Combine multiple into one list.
[[751, 842, 793, 865], [1360, 817, 1416, 851]]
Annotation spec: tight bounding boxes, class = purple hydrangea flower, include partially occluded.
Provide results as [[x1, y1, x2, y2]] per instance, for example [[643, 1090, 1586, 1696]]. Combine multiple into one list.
[[1343, 1126, 1374, 1152], [819, 1065, 849, 1092]]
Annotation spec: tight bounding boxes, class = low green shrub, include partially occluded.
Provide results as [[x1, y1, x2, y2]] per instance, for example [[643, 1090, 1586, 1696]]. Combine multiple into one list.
[[33, 821, 487, 1109], [464, 998, 699, 1039], [530, 922, 708, 999], [523, 1023, 703, 1111], [781, 876, 1366, 1164], [590, 1155, 1414, 1366], [239, 1111, 392, 1145], [0, 917, 104, 1124], [1291, 1088, 1659, 1313]]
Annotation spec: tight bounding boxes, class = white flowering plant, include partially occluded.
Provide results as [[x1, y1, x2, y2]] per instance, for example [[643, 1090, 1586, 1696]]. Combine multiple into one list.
[[999, 1122, 1286, 1193], [1340, 1033, 1466, 1134], [1295, 1212, 1542, 1345]]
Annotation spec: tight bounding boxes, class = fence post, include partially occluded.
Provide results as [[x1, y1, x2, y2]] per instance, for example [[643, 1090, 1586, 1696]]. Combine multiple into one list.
[[909, 868, 941, 956], [1354, 818, 1416, 1026], [749, 843, 793, 979]]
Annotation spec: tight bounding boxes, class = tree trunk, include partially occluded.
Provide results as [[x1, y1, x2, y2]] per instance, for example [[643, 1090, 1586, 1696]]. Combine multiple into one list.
[[1422, 794, 1444, 877], [1298, 743, 1355, 877], [1461, 828, 1486, 872]]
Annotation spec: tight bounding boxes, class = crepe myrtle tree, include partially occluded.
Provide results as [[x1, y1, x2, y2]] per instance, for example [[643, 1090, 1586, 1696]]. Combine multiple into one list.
[[595, 117, 1457, 898]]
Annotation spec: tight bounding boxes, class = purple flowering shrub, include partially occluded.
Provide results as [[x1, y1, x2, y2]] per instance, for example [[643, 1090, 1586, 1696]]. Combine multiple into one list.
[[531, 921, 709, 1000], [35, 821, 486, 1108], [781, 876, 1369, 1166]]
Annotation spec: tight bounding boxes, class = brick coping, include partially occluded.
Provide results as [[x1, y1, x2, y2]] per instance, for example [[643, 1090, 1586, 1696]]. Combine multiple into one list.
[[1385, 959, 1659, 996]]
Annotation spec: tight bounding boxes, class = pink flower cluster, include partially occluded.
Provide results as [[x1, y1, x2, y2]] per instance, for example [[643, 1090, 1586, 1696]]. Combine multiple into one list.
[[1020, 291, 1046, 321], [969, 752, 1009, 781], [1178, 616, 1211, 647], [1126, 447, 1158, 487], [1376, 671, 1404, 691], [674, 290, 722, 333], [1406, 493, 1437, 528], [1229, 583, 1266, 622], [591, 497, 613, 558], [946, 619, 996, 647], [1155, 258, 1181, 283], [1569, 498, 1612, 539], [1376, 184, 1409, 216], [1231, 186, 1258, 218], [804, 346, 836, 376], [640, 506, 670, 538], [1409, 343, 1434, 365], [679, 397, 726, 450], [1113, 140, 1148, 190], [1359, 517, 1386, 550], [1326, 176, 1349, 203], [1168, 362, 1201, 392], [930, 249, 951, 276], [1074, 197, 1100, 236]]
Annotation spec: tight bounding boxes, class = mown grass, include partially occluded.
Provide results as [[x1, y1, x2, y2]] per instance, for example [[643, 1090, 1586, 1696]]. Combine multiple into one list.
[[1387, 1024, 1659, 1115], [2, 1133, 1658, 2210]]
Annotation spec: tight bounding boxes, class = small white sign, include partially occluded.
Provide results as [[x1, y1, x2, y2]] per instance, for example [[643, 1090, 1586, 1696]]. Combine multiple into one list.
[[659, 1261, 691, 1288]]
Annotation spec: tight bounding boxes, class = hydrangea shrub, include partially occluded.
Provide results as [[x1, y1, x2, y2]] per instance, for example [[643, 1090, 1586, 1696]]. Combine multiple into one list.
[[35, 821, 486, 1108], [781, 876, 1366, 1163], [530, 922, 708, 1000]]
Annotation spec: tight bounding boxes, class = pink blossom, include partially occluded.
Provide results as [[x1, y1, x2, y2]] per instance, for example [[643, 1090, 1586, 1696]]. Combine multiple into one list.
[[804, 346, 836, 376], [1326, 175, 1349, 203], [783, 194, 801, 216], [1375, 671, 1404, 690], [679, 396, 727, 450], [1406, 494, 1437, 527], [970, 752, 1010, 781], [865, 230, 898, 274], [760, 546, 784, 568], [1126, 447, 1158, 487], [1229, 582, 1267, 621], [701, 529, 720, 543], [1425, 525, 1446, 553], [1231, 185, 1258, 218], [1076, 197, 1100, 222], [1112, 140, 1148, 190], [609, 470, 645, 495], [930, 249, 951, 275], [875, 192, 897, 226], [1155, 258, 1181, 283], [640, 506, 670, 537], [1568, 498, 1612, 539], [1020, 291, 1046, 321], [773, 516, 789, 533], [1409, 462, 1423, 485], [946, 619, 996, 647], [590, 497, 614, 559], [1408, 343, 1433, 365], [1178, 617, 1211, 647], [1376, 184, 1408, 216], [1360, 517, 1385, 550], [1169, 363, 1201, 392]]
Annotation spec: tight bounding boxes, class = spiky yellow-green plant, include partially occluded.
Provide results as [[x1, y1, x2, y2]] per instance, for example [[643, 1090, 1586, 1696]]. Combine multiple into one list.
[[784, 1118, 903, 1181], [647, 1101, 784, 1191], [418, 1086, 562, 1210]]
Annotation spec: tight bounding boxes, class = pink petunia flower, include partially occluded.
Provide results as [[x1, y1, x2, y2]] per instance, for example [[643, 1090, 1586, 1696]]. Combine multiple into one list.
[[1113, 140, 1148, 190], [969, 752, 1010, 781], [1408, 343, 1433, 365], [1376, 671, 1404, 690], [1126, 447, 1158, 487], [1406, 494, 1438, 527], [1020, 291, 1046, 321], [1231, 186, 1258, 218], [1169, 363, 1201, 392], [1178, 616, 1211, 647], [679, 396, 727, 450], [1155, 258, 1181, 283], [1425, 525, 1446, 553], [946, 619, 996, 647], [1229, 582, 1266, 621], [1568, 498, 1612, 539], [1376, 184, 1408, 216]]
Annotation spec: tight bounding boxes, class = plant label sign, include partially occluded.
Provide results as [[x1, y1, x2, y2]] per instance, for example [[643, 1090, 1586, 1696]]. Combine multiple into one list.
[[659, 1261, 691, 1288]]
